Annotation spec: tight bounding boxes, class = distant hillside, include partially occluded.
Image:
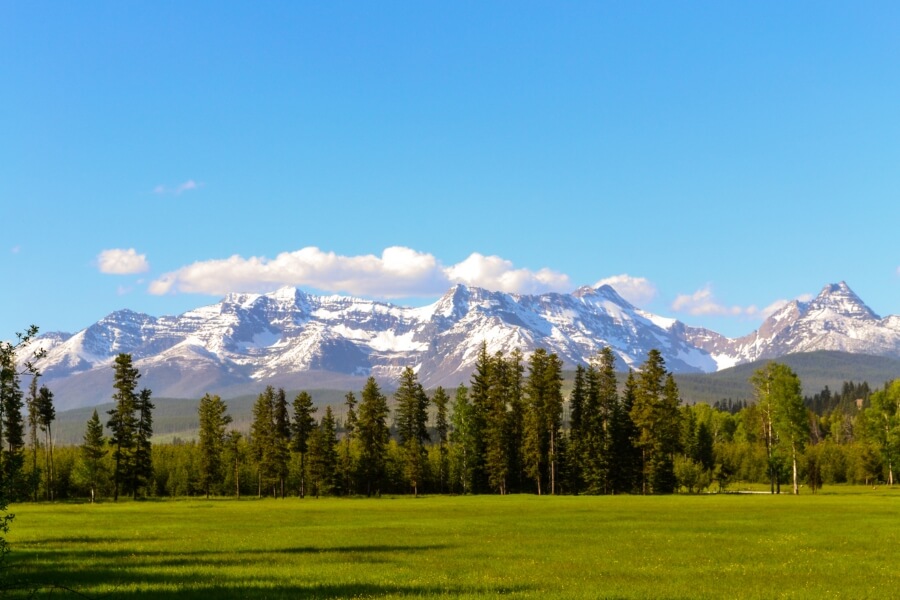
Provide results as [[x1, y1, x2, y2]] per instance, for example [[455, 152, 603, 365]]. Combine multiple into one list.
[[52, 351, 900, 445], [675, 351, 900, 405]]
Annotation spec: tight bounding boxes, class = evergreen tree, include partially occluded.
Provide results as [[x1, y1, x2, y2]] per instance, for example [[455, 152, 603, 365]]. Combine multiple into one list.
[[223, 430, 245, 498], [132, 387, 155, 497], [197, 393, 232, 498], [630, 350, 682, 494], [432, 386, 450, 493], [307, 406, 338, 497], [483, 352, 511, 494], [395, 367, 430, 496], [468, 342, 492, 492], [250, 386, 278, 497], [449, 385, 477, 494], [26, 376, 41, 502], [357, 377, 389, 496], [36, 385, 56, 500], [106, 353, 139, 502], [79, 410, 106, 503], [0, 325, 41, 562], [609, 370, 641, 494], [505, 349, 526, 493], [567, 365, 587, 493], [272, 388, 291, 498], [523, 349, 564, 495], [339, 392, 357, 495], [291, 391, 317, 498]]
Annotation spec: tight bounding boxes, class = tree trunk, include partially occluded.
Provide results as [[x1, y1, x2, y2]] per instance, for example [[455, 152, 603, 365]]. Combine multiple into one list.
[[792, 443, 799, 495]]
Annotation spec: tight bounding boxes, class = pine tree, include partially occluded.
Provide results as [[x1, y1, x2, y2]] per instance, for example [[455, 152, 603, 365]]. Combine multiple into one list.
[[197, 393, 232, 498], [250, 386, 277, 497], [308, 406, 338, 497], [80, 410, 106, 503], [523, 349, 564, 495], [36, 385, 56, 500], [291, 391, 317, 498], [339, 392, 357, 495], [567, 364, 587, 493], [357, 377, 389, 497], [107, 353, 139, 502], [449, 385, 477, 494], [432, 386, 450, 493], [483, 352, 511, 494], [272, 388, 291, 498], [395, 367, 430, 496], [630, 350, 682, 494], [609, 370, 641, 494], [26, 376, 41, 502], [468, 342, 491, 492], [223, 430, 245, 498], [132, 387, 155, 497]]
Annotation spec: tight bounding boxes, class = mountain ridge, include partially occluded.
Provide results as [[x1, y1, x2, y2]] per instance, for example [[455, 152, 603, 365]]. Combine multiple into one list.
[[21, 281, 900, 410]]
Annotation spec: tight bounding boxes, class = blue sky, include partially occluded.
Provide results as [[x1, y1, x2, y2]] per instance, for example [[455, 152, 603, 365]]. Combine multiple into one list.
[[3, 2, 899, 342]]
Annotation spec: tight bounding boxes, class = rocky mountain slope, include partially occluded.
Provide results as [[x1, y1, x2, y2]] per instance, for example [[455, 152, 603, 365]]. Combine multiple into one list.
[[20, 281, 900, 410]]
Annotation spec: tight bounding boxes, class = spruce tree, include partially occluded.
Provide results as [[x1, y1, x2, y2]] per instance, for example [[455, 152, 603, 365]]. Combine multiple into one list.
[[357, 377, 389, 497], [197, 393, 232, 498], [107, 353, 139, 502], [483, 352, 511, 494], [291, 391, 317, 498], [630, 350, 682, 494], [250, 386, 277, 497], [468, 342, 491, 492], [132, 388, 155, 497], [432, 386, 450, 493], [80, 410, 106, 503], [339, 392, 357, 495], [36, 385, 56, 500], [272, 388, 291, 498], [26, 376, 41, 502], [449, 385, 476, 494], [394, 367, 430, 497], [307, 406, 338, 497], [523, 349, 564, 495]]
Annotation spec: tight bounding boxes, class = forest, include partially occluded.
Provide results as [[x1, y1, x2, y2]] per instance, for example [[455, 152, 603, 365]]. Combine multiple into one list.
[[3, 333, 900, 503]]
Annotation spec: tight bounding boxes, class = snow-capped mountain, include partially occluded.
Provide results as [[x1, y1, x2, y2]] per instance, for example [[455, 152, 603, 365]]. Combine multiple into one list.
[[672, 282, 900, 369], [19, 281, 900, 409]]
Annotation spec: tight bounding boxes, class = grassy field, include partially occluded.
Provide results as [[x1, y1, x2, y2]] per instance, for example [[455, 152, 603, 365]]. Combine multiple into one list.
[[4, 489, 900, 599]]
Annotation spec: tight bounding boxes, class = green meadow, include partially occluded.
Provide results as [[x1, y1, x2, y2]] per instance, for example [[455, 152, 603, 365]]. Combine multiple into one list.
[[5, 490, 900, 599]]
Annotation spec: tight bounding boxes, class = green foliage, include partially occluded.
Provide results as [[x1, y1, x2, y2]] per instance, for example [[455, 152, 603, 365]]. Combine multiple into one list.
[[197, 394, 232, 498], [394, 367, 430, 496], [356, 377, 389, 496]]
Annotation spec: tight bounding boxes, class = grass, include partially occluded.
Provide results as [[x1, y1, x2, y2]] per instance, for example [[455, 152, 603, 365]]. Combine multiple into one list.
[[5, 489, 900, 598]]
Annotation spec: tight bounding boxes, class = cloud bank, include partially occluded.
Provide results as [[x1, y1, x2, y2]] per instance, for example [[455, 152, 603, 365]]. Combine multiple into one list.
[[97, 248, 150, 275], [671, 285, 810, 320], [149, 246, 572, 298]]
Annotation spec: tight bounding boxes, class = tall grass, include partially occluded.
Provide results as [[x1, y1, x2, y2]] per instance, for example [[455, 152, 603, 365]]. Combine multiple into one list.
[[6, 489, 900, 598]]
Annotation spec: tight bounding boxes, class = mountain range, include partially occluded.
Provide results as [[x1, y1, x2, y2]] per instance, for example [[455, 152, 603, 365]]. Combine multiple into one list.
[[21, 281, 900, 410]]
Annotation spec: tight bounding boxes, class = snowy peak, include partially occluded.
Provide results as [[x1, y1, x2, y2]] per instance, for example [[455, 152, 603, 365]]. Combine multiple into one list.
[[807, 281, 879, 321], [22, 281, 900, 410]]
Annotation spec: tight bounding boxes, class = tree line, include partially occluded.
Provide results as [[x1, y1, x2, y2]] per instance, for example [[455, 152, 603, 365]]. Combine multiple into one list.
[[6, 343, 900, 501]]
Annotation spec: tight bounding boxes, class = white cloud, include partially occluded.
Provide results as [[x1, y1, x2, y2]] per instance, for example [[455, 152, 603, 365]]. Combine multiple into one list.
[[10, 246, 20, 255], [154, 179, 203, 195], [446, 253, 571, 295], [672, 285, 813, 320], [671, 285, 750, 317], [97, 248, 150, 275], [149, 246, 571, 298], [594, 274, 657, 306]]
